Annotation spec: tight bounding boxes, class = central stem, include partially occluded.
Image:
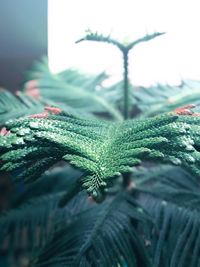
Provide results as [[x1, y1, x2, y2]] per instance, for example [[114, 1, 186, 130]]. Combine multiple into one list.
[[122, 49, 131, 186], [123, 50, 129, 120]]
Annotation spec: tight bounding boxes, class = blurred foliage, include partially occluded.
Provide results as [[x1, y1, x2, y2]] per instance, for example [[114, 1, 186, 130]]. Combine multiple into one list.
[[24, 60, 123, 121], [0, 90, 44, 126], [134, 80, 200, 117]]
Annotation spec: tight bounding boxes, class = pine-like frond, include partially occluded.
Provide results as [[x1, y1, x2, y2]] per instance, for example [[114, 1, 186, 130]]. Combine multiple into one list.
[[134, 80, 200, 117], [0, 89, 44, 126], [1, 106, 200, 202], [58, 69, 108, 90], [32, 192, 151, 267], [0, 192, 64, 251], [12, 165, 82, 207], [0, 167, 87, 251], [0, 193, 92, 252], [24, 68, 123, 120], [133, 164, 200, 209], [138, 192, 200, 267], [130, 163, 200, 267]]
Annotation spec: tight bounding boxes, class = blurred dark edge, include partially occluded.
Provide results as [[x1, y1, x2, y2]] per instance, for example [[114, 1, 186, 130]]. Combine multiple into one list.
[[0, 0, 48, 92]]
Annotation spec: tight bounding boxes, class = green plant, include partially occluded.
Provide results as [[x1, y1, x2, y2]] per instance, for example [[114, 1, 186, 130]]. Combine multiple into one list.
[[76, 30, 165, 119], [1, 31, 200, 267]]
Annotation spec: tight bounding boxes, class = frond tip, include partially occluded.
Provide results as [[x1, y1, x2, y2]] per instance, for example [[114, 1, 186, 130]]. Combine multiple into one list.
[[1, 105, 200, 202], [76, 30, 165, 52]]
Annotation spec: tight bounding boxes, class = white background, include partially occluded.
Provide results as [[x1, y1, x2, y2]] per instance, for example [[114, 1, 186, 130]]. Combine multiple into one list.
[[48, 0, 200, 86]]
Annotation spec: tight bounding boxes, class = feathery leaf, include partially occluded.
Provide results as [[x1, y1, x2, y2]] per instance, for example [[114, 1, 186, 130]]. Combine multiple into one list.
[[1, 106, 200, 202], [32, 192, 151, 267], [139, 195, 200, 267], [0, 167, 88, 252], [24, 69, 123, 120]]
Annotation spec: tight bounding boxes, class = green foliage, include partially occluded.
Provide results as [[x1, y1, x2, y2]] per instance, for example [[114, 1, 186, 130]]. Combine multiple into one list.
[[133, 164, 200, 209], [32, 192, 151, 267], [0, 166, 84, 251], [1, 108, 200, 203], [134, 80, 200, 117], [12, 166, 82, 207], [135, 165, 200, 267], [139, 196, 200, 267], [77, 30, 165, 119], [0, 89, 44, 126], [24, 66, 123, 120]]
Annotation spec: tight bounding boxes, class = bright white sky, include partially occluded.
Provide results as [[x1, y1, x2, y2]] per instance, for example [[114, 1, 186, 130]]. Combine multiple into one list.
[[48, 0, 200, 86]]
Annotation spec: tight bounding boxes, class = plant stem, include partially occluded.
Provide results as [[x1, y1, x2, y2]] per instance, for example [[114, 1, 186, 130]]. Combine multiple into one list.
[[123, 50, 129, 120], [122, 50, 131, 186], [77, 31, 165, 120]]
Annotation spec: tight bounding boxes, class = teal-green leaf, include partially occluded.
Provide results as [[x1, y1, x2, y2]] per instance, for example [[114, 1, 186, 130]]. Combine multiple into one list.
[[1, 108, 200, 201]]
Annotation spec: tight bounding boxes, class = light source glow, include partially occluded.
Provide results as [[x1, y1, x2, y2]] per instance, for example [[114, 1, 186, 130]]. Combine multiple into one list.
[[48, 0, 200, 86]]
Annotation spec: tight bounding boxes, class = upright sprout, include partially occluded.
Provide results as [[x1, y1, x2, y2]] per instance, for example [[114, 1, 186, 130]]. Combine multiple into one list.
[[76, 30, 165, 120]]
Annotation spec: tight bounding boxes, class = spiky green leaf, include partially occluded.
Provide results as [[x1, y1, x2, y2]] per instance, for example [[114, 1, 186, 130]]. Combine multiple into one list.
[[1, 107, 200, 201], [32, 192, 151, 267]]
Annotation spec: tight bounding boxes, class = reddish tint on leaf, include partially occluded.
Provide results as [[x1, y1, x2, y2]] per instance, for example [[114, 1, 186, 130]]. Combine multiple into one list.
[[25, 80, 41, 99], [0, 127, 10, 136], [175, 104, 196, 115], [191, 113, 200, 117], [45, 106, 62, 115], [29, 106, 62, 119], [29, 111, 49, 119]]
